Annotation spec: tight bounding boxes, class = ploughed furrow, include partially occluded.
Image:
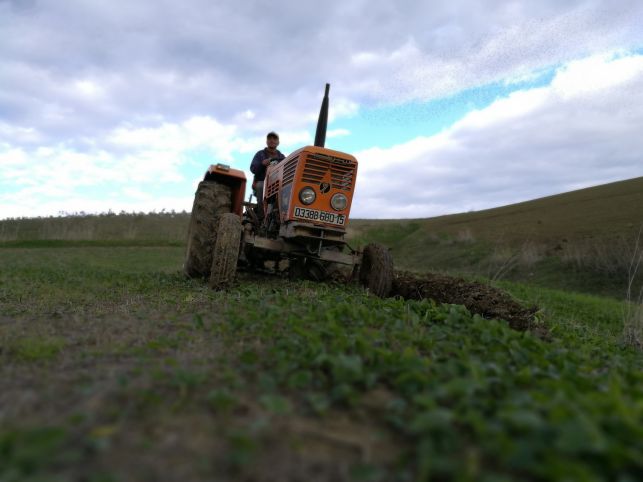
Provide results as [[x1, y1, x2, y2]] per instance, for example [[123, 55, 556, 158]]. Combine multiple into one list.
[[391, 271, 541, 334]]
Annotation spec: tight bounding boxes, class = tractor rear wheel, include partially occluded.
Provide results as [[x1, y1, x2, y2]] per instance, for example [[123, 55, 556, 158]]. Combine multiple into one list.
[[209, 213, 242, 290], [184, 181, 232, 278], [359, 243, 393, 297]]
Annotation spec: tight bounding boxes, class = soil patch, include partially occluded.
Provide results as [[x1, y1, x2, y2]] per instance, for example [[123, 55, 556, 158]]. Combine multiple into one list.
[[391, 271, 541, 334], [237, 269, 543, 336]]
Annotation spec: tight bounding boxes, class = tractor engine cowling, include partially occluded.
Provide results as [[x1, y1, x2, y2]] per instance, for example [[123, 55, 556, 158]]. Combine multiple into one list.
[[263, 145, 358, 235]]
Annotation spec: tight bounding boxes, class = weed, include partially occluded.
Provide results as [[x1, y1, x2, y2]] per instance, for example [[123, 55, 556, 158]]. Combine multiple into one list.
[[7, 337, 66, 362], [0, 427, 80, 480], [623, 225, 643, 348]]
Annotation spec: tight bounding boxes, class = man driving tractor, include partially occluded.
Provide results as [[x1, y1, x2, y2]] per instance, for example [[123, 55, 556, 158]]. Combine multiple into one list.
[[184, 83, 393, 296], [250, 131, 285, 219]]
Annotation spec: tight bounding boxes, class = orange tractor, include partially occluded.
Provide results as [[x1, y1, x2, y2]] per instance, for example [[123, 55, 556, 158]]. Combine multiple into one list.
[[184, 84, 393, 297]]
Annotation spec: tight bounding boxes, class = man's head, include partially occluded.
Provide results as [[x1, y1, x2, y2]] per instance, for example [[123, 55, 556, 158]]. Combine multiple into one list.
[[266, 131, 279, 150]]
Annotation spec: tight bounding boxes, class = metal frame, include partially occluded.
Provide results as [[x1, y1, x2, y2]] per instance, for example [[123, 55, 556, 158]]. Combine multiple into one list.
[[243, 233, 359, 266]]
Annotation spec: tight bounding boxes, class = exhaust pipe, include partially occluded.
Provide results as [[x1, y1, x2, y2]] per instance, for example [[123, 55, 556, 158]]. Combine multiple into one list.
[[314, 83, 330, 148]]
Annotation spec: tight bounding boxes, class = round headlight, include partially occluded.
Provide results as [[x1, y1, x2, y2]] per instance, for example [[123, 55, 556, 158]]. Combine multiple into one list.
[[299, 187, 316, 205], [330, 193, 348, 211]]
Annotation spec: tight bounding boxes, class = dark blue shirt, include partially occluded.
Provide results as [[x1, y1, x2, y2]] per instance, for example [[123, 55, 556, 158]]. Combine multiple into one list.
[[250, 148, 285, 182]]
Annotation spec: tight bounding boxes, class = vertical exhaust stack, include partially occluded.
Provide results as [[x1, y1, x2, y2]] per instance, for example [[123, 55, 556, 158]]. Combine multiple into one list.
[[314, 83, 330, 148]]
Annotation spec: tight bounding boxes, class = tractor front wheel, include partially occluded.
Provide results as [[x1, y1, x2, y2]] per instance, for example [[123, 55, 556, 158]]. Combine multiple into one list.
[[184, 181, 232, 278], [209, 213, 242, 290], [359, 243, 393, 297]]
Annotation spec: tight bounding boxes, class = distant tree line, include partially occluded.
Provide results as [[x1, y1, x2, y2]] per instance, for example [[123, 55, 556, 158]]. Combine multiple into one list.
[[0, 210, 191, 243]]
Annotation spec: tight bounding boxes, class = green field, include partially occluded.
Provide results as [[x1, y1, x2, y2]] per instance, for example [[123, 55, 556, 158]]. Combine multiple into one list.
[[1, 244, 642, 481]]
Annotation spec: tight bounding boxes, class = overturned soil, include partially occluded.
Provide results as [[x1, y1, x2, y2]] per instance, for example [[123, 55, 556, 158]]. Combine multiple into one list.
[[244, 265, 541, 335], [390, 271, 540, 333]]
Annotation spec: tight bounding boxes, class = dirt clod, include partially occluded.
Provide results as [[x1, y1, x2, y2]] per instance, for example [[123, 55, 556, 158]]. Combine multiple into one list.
[[391, 271, 540, 333]]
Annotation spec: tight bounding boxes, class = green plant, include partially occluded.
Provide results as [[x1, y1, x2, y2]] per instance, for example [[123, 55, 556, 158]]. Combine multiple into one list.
[[623, 225, 643, 349], [8, 337, 66, 362]]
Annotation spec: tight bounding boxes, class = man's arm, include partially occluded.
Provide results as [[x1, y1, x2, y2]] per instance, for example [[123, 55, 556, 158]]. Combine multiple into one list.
[[250, 151, 263, 174]]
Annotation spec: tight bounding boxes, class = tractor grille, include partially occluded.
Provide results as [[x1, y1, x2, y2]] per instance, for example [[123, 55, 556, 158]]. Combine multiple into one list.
[[282, 155, 299, 185], [302, 153, 356, 191], [265, 179, 279, 198]]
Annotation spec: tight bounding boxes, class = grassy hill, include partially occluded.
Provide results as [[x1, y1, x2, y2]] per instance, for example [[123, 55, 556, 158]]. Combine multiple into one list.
[[350, 177, 643, 298], [352, 175, 643, 244]]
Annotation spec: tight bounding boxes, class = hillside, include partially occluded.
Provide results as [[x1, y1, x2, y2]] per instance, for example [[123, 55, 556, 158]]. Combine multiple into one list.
[[351, 175, 643, 244], [349, 177, 643, 297]]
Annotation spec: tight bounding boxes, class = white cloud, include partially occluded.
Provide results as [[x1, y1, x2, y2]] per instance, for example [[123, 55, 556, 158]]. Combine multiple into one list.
[[0, 145, 29, 168], [0, 192, 194, 220], [1, 113, 279, 218], [551, 51, 643, 98], [74, 79, 103, 98], [0, 123, 43, 145], [5, 52, 642, 219], [3, 0, 642, 144], [327, 128, 350, 138], [121, 187, 152, 200], [108, 116, 237, 157], [352, 52, 643, 218]]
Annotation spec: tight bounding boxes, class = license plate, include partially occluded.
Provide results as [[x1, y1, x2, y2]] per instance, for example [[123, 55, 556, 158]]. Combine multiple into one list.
[[294, 207, 346, 226]]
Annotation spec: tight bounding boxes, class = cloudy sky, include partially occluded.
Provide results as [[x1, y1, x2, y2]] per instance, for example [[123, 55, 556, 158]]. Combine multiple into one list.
[[1, 0, 643, 219]]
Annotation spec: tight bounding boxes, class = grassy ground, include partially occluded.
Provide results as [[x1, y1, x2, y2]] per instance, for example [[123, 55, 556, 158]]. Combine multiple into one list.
[[0, 212, 190, 243], [1, 244, 642, 481], [347, 220, 642, 300]]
